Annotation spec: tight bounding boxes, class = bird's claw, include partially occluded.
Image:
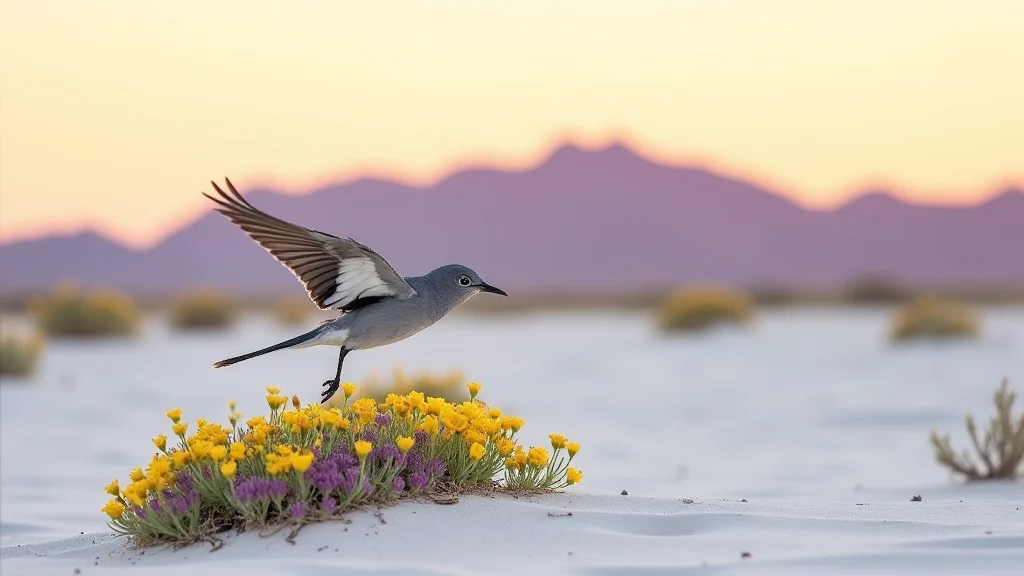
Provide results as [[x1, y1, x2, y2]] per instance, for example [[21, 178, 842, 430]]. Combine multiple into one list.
[[321, 379, 340, 404]]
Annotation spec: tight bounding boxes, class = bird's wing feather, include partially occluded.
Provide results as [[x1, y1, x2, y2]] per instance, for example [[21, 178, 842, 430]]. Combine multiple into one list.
[[203, 179, 417, 311]]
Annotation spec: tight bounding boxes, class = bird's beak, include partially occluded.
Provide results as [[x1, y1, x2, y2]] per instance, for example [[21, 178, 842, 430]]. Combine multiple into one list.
[[476, 282, 508, 297]]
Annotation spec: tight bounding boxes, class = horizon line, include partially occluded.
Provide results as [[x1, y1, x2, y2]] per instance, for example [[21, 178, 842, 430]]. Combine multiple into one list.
[[3, 133, 1022, 249]]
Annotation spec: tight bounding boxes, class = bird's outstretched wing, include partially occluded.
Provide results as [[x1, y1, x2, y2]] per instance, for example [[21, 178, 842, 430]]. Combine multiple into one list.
[[203, 178, 417, 311]]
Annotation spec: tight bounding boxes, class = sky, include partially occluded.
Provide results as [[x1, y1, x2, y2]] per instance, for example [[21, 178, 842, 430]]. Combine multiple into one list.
[[2, 0, 1022, 247]]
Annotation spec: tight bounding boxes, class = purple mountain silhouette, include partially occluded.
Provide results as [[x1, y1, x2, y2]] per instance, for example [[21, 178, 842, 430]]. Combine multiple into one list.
[[2, 143, 1022, 295]]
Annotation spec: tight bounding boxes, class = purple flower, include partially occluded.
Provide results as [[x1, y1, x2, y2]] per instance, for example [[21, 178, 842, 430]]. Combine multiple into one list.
[[132, 505, 146, 519], [370, 444, 402, 464], [408, 471, 429, 490], [357, 430, 377, 443], [405, 451, 425, 473], [375, 413, 392, 426], [391, 477, 406, 493], [321, 497, 337, 513], [339, 467, 360, 494], [148, 498, 162, 513], [413, 430, 430, 446], [288, 501, 306, 518], [175, 473, 193, 492], [234, 477, 289, 503], [426, 459, 446, 478]]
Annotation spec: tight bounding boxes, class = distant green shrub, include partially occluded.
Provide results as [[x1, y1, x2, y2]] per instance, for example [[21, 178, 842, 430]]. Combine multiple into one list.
[[273, 298, 315, 326], [842, 276, 910, 304], [889, 296, 980, 342], [655, 286, 756, 332], [30, 286, 141, 338], [169, 290, 237, 331], [0, 331, 45, 378], [929, 378, 1023, 482]]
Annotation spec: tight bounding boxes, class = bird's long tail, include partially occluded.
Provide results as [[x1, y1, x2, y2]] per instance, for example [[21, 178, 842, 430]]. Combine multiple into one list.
[[212, 326, 323, 368]]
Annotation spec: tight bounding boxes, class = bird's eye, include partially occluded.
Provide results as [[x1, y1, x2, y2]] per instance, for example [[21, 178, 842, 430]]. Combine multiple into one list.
[[458, 275, 471, 287]]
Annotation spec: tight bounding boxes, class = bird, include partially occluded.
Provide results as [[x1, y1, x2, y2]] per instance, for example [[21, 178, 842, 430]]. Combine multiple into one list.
[[202, 178, 508, 404]]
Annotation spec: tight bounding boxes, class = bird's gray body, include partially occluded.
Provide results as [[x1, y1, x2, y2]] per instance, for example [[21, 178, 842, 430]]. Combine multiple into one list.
[[307, 266, 483, 351], [201, 179, 507, 402]]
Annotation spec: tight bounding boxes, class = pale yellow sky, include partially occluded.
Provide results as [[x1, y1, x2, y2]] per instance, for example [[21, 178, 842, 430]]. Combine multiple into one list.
[[2, 0, 1022, 247]]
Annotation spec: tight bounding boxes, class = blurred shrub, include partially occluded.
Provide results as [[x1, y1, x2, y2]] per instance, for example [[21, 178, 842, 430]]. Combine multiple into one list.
[[30, 286, 141, 338], [889, 296, 980, 342], [842, 275, 911, 304], [0, 331, 45, 378], [273, 298, 315, 326], [655, 286, 756, 332], [929, 378, 1023, 482], [328, 367, 468, 407], [169, 290, 237, 331]]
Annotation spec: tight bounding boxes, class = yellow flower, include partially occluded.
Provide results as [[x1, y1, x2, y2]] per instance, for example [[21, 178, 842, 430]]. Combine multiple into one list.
[[122, 484, 145, 507], [567, 467, 583, 485], [102, 499, 126, 519], [265, 452, 293, 475], [292, 395, 301, 409], [129, 467, 145, 482], [424, 397, 446, 416], [165, 408, 183, 423], [229, 411, 241, 426], [267, 394, 287, 411], [467, 381, 482, 399], [220, 460, 237, 478], [469, 442, 485, 460], [153, 434, 167, 452], [527, 446, 549, 468], [500, 416, 525, 433], [104, 479, 119, 496], [190, 440, 213, 459], [496, 437, 515, 456], [227, 399, 237, 410], [342, 382, 356, 398], [463, 429, 486, 446], [290, 451, 315, 473], [266, 386, 281, 395], [171, 422, 188, 436], [441, 408, 469, 433], [549, 433, 567, 450], [395, 435, 416, 452], [417, 415, 439, 435], [354, 440, 372, 459], [209, 445, 228, 461], [229, 442, 247, 461], [407, 391, 425, 411], [567, 442, 580, 458], [171, 450, 192, 469], [488, 408, 503, 419]]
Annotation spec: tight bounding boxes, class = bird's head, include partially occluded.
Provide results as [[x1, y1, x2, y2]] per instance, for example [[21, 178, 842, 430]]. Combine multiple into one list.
[[428, 264, 508, 303]]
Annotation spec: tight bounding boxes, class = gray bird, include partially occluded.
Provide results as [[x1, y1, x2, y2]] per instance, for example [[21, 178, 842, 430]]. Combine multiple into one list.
[[203, 179, 507, 403]]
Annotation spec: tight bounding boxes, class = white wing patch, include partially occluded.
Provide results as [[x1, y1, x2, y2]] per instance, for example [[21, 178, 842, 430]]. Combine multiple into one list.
[[321, 257, 398, 309]]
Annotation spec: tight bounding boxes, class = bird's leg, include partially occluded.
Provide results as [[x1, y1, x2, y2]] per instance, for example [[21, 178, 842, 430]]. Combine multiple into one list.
[[321, 348, 349, 404]]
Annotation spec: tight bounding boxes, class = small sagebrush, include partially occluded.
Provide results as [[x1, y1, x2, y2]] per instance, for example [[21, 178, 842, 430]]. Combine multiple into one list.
[[170, 291, 237, 331], [889, 296, 980, 342], [655, 286, 755, 332], [101, 383, 582, 546], [929, 378, 1023, 482], [0, 331, 45, 378], [272, 298, 315, 327], [30, 286, 141, 338]]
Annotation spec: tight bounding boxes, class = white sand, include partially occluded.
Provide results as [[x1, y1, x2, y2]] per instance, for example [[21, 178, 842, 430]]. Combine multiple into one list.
[[3, 489, 1022, 575]]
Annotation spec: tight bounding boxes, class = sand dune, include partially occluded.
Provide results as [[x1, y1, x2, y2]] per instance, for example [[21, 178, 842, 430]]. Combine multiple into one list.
[[4, 490, 1022, 575]]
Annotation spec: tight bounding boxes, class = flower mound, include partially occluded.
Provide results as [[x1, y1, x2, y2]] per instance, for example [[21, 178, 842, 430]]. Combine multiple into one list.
[[102, 383, 582, 545]]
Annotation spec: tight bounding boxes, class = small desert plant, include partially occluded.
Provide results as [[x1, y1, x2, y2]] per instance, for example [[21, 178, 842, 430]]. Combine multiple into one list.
[[100, 383, 583, 546], [929, 378, 1023, 482], [655, 286, 755, 332], [842, 276, 910, 304], [169, 290, 237, 331], [329, 367, 468, 407], [0, 331, 45, 378], [30, 285, 141, 338], [889, 296, 980, 342], [272, 298, 315, 326]]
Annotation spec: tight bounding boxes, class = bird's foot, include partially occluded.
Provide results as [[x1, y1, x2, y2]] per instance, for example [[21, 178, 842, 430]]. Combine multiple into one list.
[[321, 378, 341, 404]]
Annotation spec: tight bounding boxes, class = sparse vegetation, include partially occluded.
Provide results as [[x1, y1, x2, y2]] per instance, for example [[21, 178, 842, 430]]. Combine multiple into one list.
[[0, 331, 45, 378], [655, 286, 756, 332], [889, 296, 980, 342], [273, 298, 316, 326], [842, 276, 911, 304], [929, 378, 1023, 482], [169, 290, 238, 331], [329, 367, 468, 407], [30, 286, 141, 338]]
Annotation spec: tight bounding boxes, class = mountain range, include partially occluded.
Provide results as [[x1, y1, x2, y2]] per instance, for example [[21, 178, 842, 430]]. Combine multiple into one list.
[[2, 142, 1022, 296]]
